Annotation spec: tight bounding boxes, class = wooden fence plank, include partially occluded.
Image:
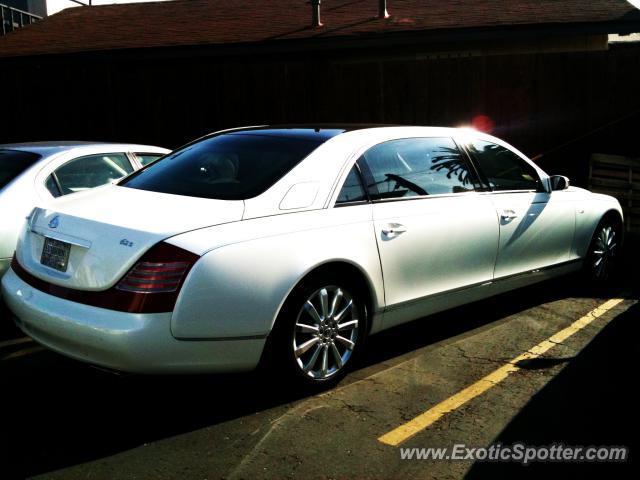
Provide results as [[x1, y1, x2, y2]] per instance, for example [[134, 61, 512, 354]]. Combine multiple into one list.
[[589, 153, 639, 233]]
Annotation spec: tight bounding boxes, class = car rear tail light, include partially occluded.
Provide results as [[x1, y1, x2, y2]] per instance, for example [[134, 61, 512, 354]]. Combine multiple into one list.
[[114, 242, 200, 311], [116, 262, 191, 293], [11, 242, 200, 314]]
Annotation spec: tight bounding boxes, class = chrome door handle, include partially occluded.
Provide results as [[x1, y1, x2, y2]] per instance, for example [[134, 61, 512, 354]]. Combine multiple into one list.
[[500, 210, 518, 220], [382, 223, 407, 236]]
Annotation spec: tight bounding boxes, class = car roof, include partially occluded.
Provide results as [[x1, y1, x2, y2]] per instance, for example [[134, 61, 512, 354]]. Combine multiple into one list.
[[240, 124, 528, 149], [218, 124, 459, 142], [229, 123, 398, 139], [0, 141, 168, 156]]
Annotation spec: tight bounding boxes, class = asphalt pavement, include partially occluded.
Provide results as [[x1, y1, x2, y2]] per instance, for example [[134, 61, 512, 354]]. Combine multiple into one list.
[[0, 240, 637, 479]]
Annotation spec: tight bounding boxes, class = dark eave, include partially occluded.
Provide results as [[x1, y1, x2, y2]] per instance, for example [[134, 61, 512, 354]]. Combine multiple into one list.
[[1, 0, 639, 62], [1, 18, 639, 65]]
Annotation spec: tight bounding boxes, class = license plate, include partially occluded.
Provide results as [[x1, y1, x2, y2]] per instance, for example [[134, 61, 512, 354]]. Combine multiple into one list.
[[41, 237, 71, 272]]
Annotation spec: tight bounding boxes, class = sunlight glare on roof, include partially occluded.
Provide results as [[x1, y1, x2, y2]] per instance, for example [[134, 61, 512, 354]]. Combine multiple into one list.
[[47, 0, 173, 16]]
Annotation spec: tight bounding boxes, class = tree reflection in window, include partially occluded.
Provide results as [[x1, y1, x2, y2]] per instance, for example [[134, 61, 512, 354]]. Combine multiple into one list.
[[467, 140, 540, 191], [361, 138, 480, 199]]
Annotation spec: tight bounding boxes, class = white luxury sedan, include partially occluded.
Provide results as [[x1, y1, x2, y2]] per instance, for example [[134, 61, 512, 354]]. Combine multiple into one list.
[[0, 142, 170, 278], [0, 126, 622, 388]]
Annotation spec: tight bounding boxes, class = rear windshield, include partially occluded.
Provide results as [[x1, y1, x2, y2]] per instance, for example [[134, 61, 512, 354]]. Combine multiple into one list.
[[121, 133, 325, 200], [0, 149, 42, 190]]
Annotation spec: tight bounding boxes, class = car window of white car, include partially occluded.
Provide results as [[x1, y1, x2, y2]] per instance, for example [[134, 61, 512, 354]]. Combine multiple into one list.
[[46, 153, 134, 197], [335, 166, 368, 205], [121, 133, 325, 200], [134, 153, 164, 166], [465, 140, 542, 192], [356, 137, 481, 201]]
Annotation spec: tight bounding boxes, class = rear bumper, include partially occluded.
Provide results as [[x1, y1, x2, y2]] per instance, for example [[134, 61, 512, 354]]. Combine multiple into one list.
[[1, 267, 265, 374]]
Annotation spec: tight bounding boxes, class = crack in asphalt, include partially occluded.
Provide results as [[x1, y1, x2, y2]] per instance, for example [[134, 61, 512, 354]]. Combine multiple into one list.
[[450, 344, 509, 366]]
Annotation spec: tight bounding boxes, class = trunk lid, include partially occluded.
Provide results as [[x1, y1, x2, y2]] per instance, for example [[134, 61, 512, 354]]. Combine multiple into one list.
[[16, 185, 244, 290]]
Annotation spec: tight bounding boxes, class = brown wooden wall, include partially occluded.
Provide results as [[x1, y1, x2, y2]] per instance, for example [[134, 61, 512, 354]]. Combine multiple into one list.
[[589, 153, 640, 233], [1, 43, 639, 185]]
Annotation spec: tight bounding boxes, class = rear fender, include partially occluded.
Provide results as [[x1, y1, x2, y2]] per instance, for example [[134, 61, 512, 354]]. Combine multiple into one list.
[[170, 214, 383, 339]]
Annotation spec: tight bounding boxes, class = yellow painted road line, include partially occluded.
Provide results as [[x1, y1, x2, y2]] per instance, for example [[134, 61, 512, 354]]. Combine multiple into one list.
[[1, 346, 43, 360], [378, 298, 629, 446], [0, 336, 32, 349]]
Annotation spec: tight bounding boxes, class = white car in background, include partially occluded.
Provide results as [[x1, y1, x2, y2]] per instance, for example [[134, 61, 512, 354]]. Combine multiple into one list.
[[0, 142, 170, 277], [1, 126, 622, 388]]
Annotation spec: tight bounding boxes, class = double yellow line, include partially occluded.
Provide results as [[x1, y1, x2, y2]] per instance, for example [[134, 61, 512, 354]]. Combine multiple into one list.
[[378, 298, 629, 446]]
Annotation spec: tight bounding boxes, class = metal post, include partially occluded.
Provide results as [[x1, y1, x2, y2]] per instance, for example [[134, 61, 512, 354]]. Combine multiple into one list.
[[311, 0, 322, 27], [378, 0, 389, 19]]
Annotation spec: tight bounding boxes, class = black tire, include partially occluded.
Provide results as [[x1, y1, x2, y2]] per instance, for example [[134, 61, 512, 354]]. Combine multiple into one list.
[[583, 216, 622, 288], [263, 272, 368, 391]]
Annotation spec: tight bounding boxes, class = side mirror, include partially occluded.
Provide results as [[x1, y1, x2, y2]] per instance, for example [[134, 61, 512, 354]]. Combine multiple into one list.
[[550, 175, 570, 191]]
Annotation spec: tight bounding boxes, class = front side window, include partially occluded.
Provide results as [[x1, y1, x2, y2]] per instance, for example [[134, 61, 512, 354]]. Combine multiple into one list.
[[466, 140, 542, 191], [358, 137, 480, 201], [0, 149, 41, 190], [53, 153, 134, 195], [122, 132, 325, 200]]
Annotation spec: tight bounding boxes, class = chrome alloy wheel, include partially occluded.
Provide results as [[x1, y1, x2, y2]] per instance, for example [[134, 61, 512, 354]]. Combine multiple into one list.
[[292, 286, 359, 380], [592, 225, 618, 281]]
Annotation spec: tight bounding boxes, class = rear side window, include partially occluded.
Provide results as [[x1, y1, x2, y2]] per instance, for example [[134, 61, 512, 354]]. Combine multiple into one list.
[[0, 149, 41, 190], [336, 166, 367, 204], [122, 133, 324, 200], [45, 175, 62, 198], [466, 140, 542, 191], [359, 137, 480, 201], [54, 153, 134, 195]]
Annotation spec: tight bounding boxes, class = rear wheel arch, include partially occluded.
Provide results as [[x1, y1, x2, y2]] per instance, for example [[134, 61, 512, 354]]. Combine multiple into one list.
[[260, 261, 375, 388], [260, 258, 379, 346], [276, 261, 376, 335]]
